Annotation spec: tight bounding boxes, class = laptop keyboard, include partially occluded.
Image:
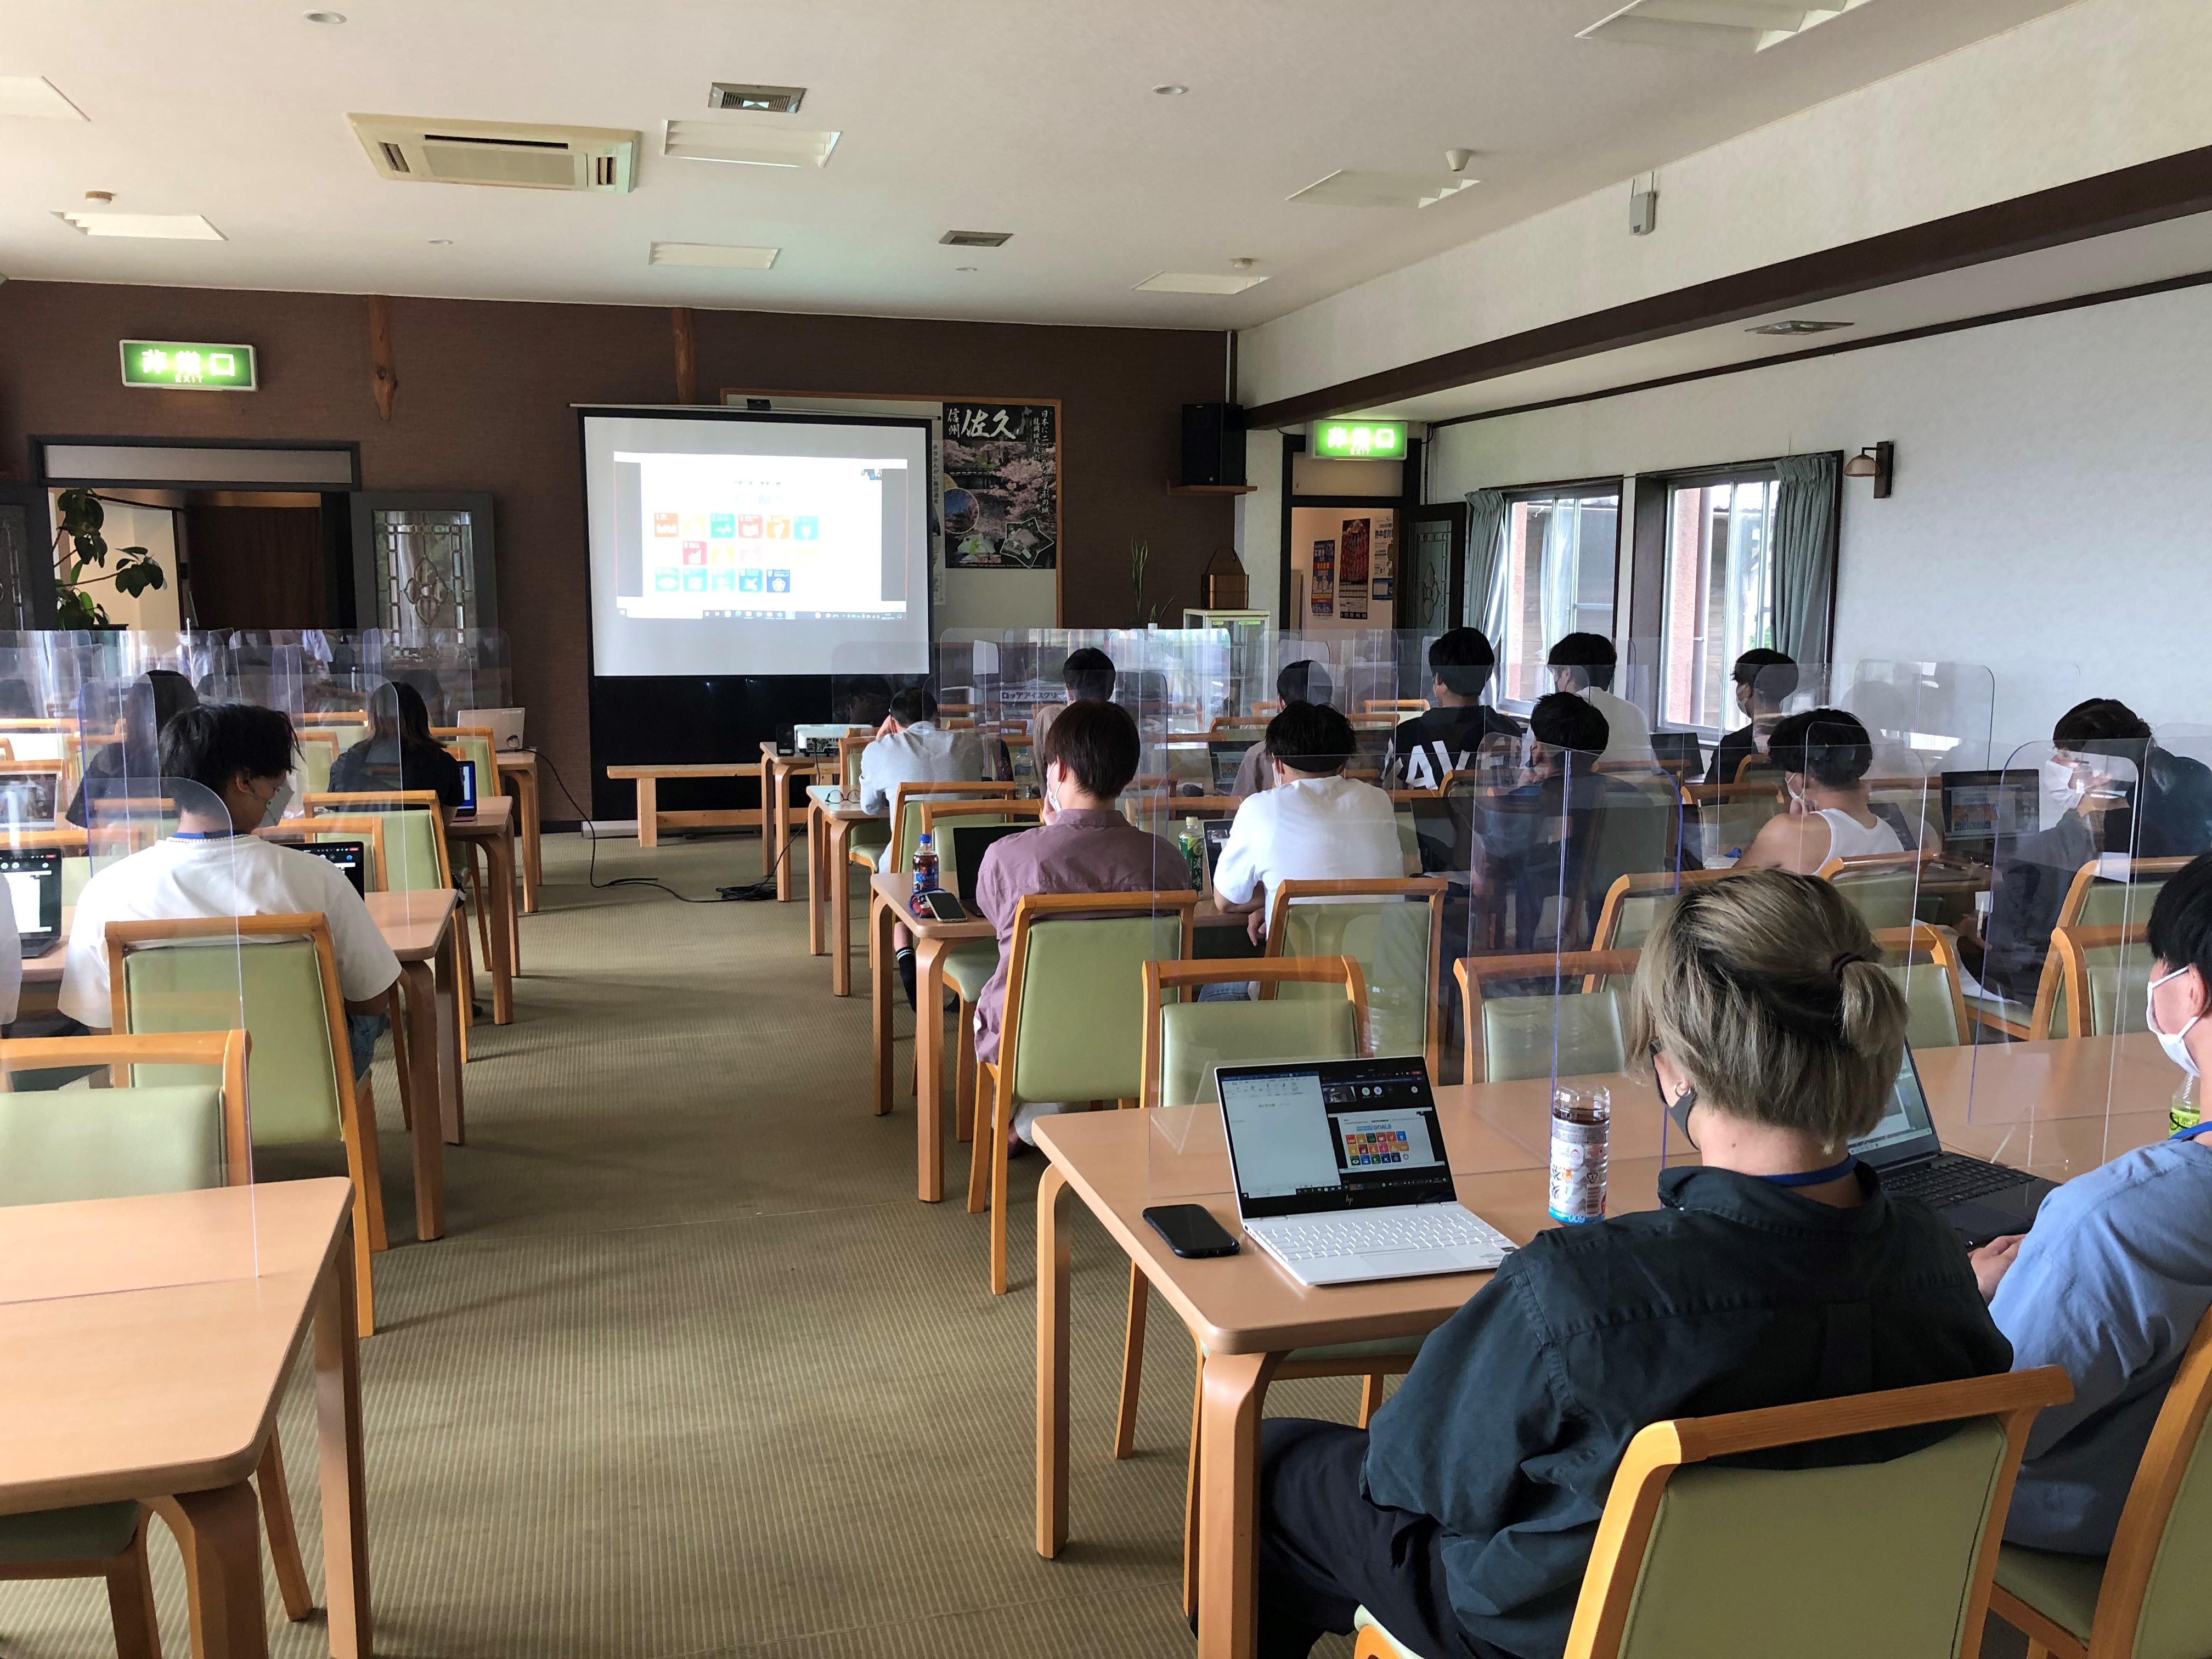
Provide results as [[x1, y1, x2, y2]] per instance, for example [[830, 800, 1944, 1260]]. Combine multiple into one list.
[[1257, 1207, 1515, 1263], [1882, 1156, 2030, 1209]]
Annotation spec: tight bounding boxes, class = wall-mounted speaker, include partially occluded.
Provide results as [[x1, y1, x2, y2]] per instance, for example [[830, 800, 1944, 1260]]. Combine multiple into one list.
[[1180, 402, 1245, 488]]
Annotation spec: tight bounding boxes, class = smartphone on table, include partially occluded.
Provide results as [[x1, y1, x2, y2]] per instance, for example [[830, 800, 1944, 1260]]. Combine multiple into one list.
[[916, 889, 969, 923], [1144, 1204, 1239, 1259]]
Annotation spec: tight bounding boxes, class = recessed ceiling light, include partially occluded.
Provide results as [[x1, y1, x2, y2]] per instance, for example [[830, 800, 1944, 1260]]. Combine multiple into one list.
[[428, 238, 453, 245], [940, 230, 1011, 248], [1135, 272, 1267, 295], [54, 210, 225, 240], [663, 119, 839, 168], [1153, 84, 1188, 95], [650, 241, 779, 269], [1288, 170, 1479, 210], [956, 266, 978, 273], [1746, 318, 1854, 336], [708, 83, 806, 114], [0, 76, 88, 121], [303, 9, 347, 21]]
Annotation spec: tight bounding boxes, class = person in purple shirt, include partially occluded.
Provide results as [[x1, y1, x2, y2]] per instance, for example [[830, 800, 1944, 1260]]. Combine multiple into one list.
[[972, 697, 1189, 1146]]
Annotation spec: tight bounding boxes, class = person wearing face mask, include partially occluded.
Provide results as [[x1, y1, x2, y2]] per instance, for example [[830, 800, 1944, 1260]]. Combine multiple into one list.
[[1544, 632, 1655, 766], [1736, 708, 1934, 874], [969, 698, 1188, 1147], [1701, 649, 1797, 785], [58, 703, 400, 1080], [1970, 851, 2212, 1553]]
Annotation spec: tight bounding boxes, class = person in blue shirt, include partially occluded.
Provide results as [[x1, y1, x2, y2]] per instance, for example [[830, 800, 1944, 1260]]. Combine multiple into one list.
[[1974, 849, 2212, 1554]]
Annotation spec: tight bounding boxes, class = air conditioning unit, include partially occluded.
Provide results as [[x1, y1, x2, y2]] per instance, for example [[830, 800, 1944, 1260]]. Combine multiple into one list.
[[348, 114, 639, 193]]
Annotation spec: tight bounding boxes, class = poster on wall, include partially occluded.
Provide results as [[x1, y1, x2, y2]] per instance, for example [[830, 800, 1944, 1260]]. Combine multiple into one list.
[[1338, 517, 1372, 621], [1371, 516, 1395, 601], [1310, 538, 1336, 619], [941, 400, 1059, 569]]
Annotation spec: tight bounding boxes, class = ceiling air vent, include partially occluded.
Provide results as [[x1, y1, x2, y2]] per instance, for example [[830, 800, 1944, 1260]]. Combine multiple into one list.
[[709, 83, 805, 114], [349, 114, 639, 193], [940, 229, 1012, 247], [1579, 1, 1874, 54]]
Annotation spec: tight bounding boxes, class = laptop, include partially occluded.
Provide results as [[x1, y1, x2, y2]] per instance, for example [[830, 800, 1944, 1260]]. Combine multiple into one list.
[[1939, 769, 2039, 864], [454, 758, 479, 820], [457, 707, 525, 752], [1650, 730, 1704, 775], [950, 821, 1034, 912], [1216, 1056, 1516, 1286], [0, 847, 63, 956], [289, 838, 370, 897], [1853, 1042, 2057, 1244], [1200, 819, 1234, 897], [1208, 739, 1255, 793]]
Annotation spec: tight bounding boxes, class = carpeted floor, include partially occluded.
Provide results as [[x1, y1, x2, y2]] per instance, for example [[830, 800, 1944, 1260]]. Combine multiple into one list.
[[0, 830, 2035, 1659]]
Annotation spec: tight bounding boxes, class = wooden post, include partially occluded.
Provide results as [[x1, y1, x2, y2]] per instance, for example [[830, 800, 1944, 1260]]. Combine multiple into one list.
[[367, 296, 397, 422], [672, 307, 697, 404]]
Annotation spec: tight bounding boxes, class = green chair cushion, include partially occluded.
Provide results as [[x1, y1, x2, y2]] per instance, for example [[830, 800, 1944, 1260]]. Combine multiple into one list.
[[943, 941, 998, 1003], [1884, 961, 1964, 1049], [1829, 870, 1923, 932], [1008, 913, 1184, 1104], [1481, 986, 1627, 1085], [1277, 900, 1435, 1061], [0, 1084, 224, 1205], [0, 1500, 142, 1567], [1156, 997, 1357, 1108], [1993, 1544, 2103, 1645]]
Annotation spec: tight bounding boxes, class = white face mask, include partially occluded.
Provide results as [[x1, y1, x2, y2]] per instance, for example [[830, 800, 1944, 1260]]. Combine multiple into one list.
[[2041, 758, 2084, 810], [259, 780, 294, 828], [2149, 965, 2203, 1077]]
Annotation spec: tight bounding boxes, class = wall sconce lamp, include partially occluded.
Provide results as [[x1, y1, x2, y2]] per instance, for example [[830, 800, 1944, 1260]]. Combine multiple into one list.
[[1843, 441, 1893, 498]]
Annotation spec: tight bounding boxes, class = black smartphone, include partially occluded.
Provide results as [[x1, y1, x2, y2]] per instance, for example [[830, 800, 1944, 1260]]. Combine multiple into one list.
[[916, 889, 969, 922], [1143, 1204, 1239, 1259]]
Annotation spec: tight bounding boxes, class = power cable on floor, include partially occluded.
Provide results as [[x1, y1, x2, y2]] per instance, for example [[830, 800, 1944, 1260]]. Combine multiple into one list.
[[532, 751, 793, 904]]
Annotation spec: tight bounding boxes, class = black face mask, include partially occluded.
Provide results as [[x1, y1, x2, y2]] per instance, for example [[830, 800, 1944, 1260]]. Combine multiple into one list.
[[1652, 1045, 1697, 1149]]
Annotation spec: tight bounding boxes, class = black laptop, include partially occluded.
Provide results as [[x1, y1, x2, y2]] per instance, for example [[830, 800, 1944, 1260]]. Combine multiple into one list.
[[454, 758, 479, 820], [0, 847, 63, 956], [1650, 730, 1704, 775], [1939, 769, 2039, 864], [950, 822, 1034, 912], [269, 836, 370, 898], [1207, 739, 1256, 793], [1853, 1042, 2057, 1244]]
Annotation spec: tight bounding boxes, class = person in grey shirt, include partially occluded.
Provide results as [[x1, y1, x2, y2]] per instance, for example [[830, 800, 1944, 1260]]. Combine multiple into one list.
[[1975, 850, 2212, 1553], [858, 685, 984, 1007]]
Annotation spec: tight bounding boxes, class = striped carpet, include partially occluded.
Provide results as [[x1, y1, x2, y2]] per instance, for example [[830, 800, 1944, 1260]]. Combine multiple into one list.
[[0, 832, 1370, 1659]]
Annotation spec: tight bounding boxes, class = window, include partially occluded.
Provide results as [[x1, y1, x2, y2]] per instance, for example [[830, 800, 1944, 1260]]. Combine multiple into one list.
[[1658, 473, 1779, 737], [1480, 488, 1618, 708]]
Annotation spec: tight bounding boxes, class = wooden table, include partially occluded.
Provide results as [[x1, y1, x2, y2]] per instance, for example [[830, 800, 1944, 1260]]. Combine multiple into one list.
[[1034, 1034, 2174, 1659], [605, 761, 765, 853], [806, 784, 883, 996], [758, 744, 823, 902], [494, 749, 541, 915], [0, 1178, 370, 1659], [445, 796, 518, 1025]]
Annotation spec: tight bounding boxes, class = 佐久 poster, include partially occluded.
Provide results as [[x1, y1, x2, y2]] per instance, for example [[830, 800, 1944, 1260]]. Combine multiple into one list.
[[1338, 517, 1371, 621], [941, 401, 1058, 569]]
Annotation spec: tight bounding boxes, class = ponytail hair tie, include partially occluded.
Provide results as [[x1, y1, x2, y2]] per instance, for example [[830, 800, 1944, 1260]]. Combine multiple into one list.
[[1831, 952, 1865, 983]]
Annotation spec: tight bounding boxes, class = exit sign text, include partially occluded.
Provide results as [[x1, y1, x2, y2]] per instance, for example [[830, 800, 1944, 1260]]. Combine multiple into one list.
[[119, 340, 257, 391], [1308, 419, 1406, 459]]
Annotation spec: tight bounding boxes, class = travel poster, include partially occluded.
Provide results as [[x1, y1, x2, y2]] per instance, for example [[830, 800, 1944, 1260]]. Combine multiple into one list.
[[941, 400, 1058, 569], [1338, 517, 1371, 620], [1310, 538, 1336, 619], [1372, 516, 1395, 600]]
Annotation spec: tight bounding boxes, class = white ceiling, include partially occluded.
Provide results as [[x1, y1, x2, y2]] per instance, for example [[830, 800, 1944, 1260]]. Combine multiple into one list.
[[0, 0, 2080, 330], [1356, 208, 2212, 426]]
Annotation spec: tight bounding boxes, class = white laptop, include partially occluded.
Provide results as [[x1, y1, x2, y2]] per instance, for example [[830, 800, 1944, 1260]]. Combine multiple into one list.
[[1215, 1056, 1515, 1287], [458, 707, 526, 752]]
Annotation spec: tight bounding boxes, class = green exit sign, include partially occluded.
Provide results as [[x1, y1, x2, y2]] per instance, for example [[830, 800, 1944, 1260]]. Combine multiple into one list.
[[1308, 419, 1407, 459], [119, 340, 257, 391]]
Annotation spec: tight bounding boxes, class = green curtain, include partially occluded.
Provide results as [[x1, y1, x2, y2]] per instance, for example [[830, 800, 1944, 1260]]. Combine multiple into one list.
[[1771, 453, 1840, 663], [1463, 489, 1508, 642]]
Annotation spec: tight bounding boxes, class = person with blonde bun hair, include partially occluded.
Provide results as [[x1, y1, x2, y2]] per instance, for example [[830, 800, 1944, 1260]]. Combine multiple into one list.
[[1251, 867, 2010, 1659]]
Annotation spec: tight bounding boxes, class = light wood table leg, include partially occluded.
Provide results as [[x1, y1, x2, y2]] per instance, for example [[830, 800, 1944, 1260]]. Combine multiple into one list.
[[915, 932, 947, 1201], [635, 776, 658, 849], [1197, 1349, 1278, 1659], [399, 959, 445, 1239], [871, 887, 896, 1118], [505, 760, 541, 914], [807, 800, 828, 955], [165, 1481, 269, 1659], [485, 832, 517, 1025], [316, 1237, 372, 1659], [1036, 1163, 1073, 1557], [832, 820, 856, 997], [774, 765, 795, 900], [437, 921, 468, 1146]]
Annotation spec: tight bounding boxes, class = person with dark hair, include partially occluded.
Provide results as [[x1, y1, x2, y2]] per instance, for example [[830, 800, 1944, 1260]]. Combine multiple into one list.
[[330, 680, 466, 808], [1703, 648, 1800, 785], [857, 684, 984, 818], [1230, 658, 1339, 798], [1958, 698, 2212, 1002], [1479, 692, 1617, 950], [58, 703, 401, 1080], [1255, 867, 2009, 1659], [1546, 631, 1654, 765], [1384, 629, 1523, 791], [1971, 850, 2212, 1553], [1212, 701, 1408, 945], [1737, 707, 1932, 874], [1029, 646, 1118, 752], [66, 668, 200, 828], [971, 699, 1188, 1145]]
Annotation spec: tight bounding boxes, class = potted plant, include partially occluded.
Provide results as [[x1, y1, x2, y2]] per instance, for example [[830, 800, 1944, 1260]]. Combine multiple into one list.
[[49, 488, 166, 628]]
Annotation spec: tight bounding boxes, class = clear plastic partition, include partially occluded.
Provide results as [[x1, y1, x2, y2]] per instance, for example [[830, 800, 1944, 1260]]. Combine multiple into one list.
[[360, 628, 514, 726]]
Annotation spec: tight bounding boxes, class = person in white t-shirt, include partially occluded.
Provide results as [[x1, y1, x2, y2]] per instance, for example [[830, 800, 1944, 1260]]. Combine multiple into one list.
[[0, 921, 20, 1029], [1547, 633, 1655, 766], [1212, 701, 1411, 949], [60, 703, 402, 1077], [1738, 707, 1942, 875]]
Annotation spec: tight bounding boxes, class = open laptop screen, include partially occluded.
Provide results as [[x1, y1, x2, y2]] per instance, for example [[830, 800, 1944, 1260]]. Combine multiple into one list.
[[269, 837, 370, 898], [951, 822, 1032, 912], [1848, 1042, 1944, 1167], [0, 847, 61, 946], [1217, 1057, 1455, 1218], [456, 758, 478, 815], [1941, 769, 2038, 858]]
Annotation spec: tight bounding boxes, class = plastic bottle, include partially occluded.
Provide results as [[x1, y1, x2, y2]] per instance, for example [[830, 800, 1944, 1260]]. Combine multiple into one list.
[[911, 832, 940, 896], [1548, 1085, 1611, 1223], [2173, 1071, 2200, 1136], [1178, 816, 1205, 890]]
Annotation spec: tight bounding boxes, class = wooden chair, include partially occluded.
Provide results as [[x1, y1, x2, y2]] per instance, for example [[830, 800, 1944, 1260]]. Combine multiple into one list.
[[913, 796, 1044, 1138], [258, 814, 391, 892], [1872, 923, 1974, 1048], [0, 1029, 320, 1644], [970, 890, 1197, 1293], [1361, 699, 1430, 719], [1970, 856, 2190, 1041], [1818, 850, 1938, 932], [1455, 950, 1641, 1085], [884, 779, 1017, 876], [106, 914, 391, 1336], [303, 789, 453, 889], [1264, 877, 1448, 1081], [2028, 922, 2152, 1042], [1991, 1306, 2212, 1659], [836, 732, 872, 796], [1357, 1367, 2072, 1659], [1588, 868, 1736, 953], [294, 729, 340, 796], [1248, 699, 1283, 716]]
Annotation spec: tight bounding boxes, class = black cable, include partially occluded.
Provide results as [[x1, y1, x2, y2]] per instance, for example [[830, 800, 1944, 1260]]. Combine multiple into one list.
[[531, 750, 794, 904]]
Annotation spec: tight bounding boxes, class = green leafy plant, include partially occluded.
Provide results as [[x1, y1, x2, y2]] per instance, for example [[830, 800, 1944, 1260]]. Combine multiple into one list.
[[50, 488, 166, 628]]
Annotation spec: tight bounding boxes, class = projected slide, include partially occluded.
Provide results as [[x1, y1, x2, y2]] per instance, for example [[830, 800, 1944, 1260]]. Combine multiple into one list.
[[582, 409, 932, 678]]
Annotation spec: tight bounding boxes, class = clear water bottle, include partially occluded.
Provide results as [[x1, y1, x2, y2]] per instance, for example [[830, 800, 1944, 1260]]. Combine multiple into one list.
[[2173, 1072, 2200, 1136], [1548, 1085, 1611, 1223], [911, 832, 940, 896]]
